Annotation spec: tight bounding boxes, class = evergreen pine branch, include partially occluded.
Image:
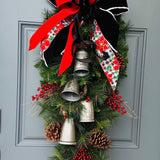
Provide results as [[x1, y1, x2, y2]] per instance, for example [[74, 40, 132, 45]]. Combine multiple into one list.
[[33, 9, 130, 160]]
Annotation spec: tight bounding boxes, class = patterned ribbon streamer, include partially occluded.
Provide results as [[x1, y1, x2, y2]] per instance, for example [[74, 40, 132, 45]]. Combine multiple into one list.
[[29, 0, 129, 90]]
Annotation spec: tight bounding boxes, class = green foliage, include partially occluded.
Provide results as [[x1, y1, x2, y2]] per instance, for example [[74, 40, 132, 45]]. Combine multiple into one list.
[[42, 9, 55, 22], [34, 9, 130, 160], [51, 145, 76, 160], [117, 17, 130, 82], [42, 8, 59, 22], [50, 144, 110, 160], [81, 21, 94, 40]]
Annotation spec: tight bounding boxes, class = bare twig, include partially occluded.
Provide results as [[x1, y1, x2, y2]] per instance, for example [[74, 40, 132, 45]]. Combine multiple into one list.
[[27, 101, 38, 115], [122, 101, 138, 119]]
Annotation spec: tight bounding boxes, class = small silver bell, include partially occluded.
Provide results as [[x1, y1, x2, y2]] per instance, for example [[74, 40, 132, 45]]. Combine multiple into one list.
[[74, 50, 89, 77], [80, 100, 94, 122], [59, 118, 76, 145], [61, 78, 80, 102]]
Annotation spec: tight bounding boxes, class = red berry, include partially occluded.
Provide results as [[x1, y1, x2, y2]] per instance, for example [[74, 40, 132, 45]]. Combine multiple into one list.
[[36, 97, 39, 101], [115, 91, 119, 94], [113, 108, 116, 111], [86, 99, 89, 102], [119, 96, 122, 99], [32, 96, 35, 100], [117, 105, 121, 108], [123, 110, 127, 113], [87, 97, 91, 100], [64, 116, 67, 119], [42, 84, 45, 88], [40, 90, 44, 94], [121, 111, 125, 114], [121, 107, 125, 110], [45, 96, 48, 99], [40, 94, 44, 98], [118, 109, 121, 112], [37, 87, 40, 91]]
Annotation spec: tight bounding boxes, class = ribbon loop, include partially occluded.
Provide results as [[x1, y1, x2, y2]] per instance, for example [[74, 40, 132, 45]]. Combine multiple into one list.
[[29, 5, 80, 51], [29, 0, 129, 90]]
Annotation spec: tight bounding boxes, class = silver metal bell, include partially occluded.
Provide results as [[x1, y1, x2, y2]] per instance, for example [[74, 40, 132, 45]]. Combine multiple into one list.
[[80, 100, 94, 122], [61, 78, 80, 102], [74, 50, 89, 77], [59, 118, 76, 145]]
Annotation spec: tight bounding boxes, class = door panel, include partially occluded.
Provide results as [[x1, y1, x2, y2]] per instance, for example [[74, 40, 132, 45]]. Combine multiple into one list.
[[16, 22, 53, 147], [0, 0, 160, 160], [109, 0, 160, 160], [108, 28, 147, 149]]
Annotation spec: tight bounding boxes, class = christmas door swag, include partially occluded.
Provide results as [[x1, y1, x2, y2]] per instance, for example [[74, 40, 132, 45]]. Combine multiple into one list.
[[29, 0, 136, 159]]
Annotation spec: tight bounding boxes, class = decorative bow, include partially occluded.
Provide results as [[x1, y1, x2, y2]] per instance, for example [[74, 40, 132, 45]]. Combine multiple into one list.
[[29, 0, 128, 90]]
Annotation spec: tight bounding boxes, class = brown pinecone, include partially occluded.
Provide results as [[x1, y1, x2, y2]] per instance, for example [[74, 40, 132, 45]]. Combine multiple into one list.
[[89, 129, 111, 150], [45, 122, 63, 142], [115, 52, 125, 70]]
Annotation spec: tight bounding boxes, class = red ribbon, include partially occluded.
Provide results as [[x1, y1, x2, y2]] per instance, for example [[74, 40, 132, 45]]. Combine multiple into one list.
[[29, 0, 96, 75], [29, 4, 80, 51], [58, 22, 75, 76]]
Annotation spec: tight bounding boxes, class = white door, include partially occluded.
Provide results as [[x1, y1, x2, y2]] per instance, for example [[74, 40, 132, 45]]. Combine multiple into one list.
[[0, 0, 160, 160]]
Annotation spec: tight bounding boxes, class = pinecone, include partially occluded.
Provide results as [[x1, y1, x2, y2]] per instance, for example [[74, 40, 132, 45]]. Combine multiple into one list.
[[89, 129, 111, 150], [45, 122, 63, 142], [115, 52, 125, 70]]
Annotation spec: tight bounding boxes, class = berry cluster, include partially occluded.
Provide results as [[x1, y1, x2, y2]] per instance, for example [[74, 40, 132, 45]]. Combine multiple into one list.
[[32, 83, 60, 101], [85, 97, 91, 102], [73, 147, 92, 160], [106, 91, 126, 114]]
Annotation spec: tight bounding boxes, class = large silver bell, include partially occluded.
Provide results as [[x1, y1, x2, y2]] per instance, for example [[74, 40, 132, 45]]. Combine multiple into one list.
[[59, 118, 76, 145], [80, 100, 94, 122], [61, 78, 80, 102], [74, 50, 89, 77]]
